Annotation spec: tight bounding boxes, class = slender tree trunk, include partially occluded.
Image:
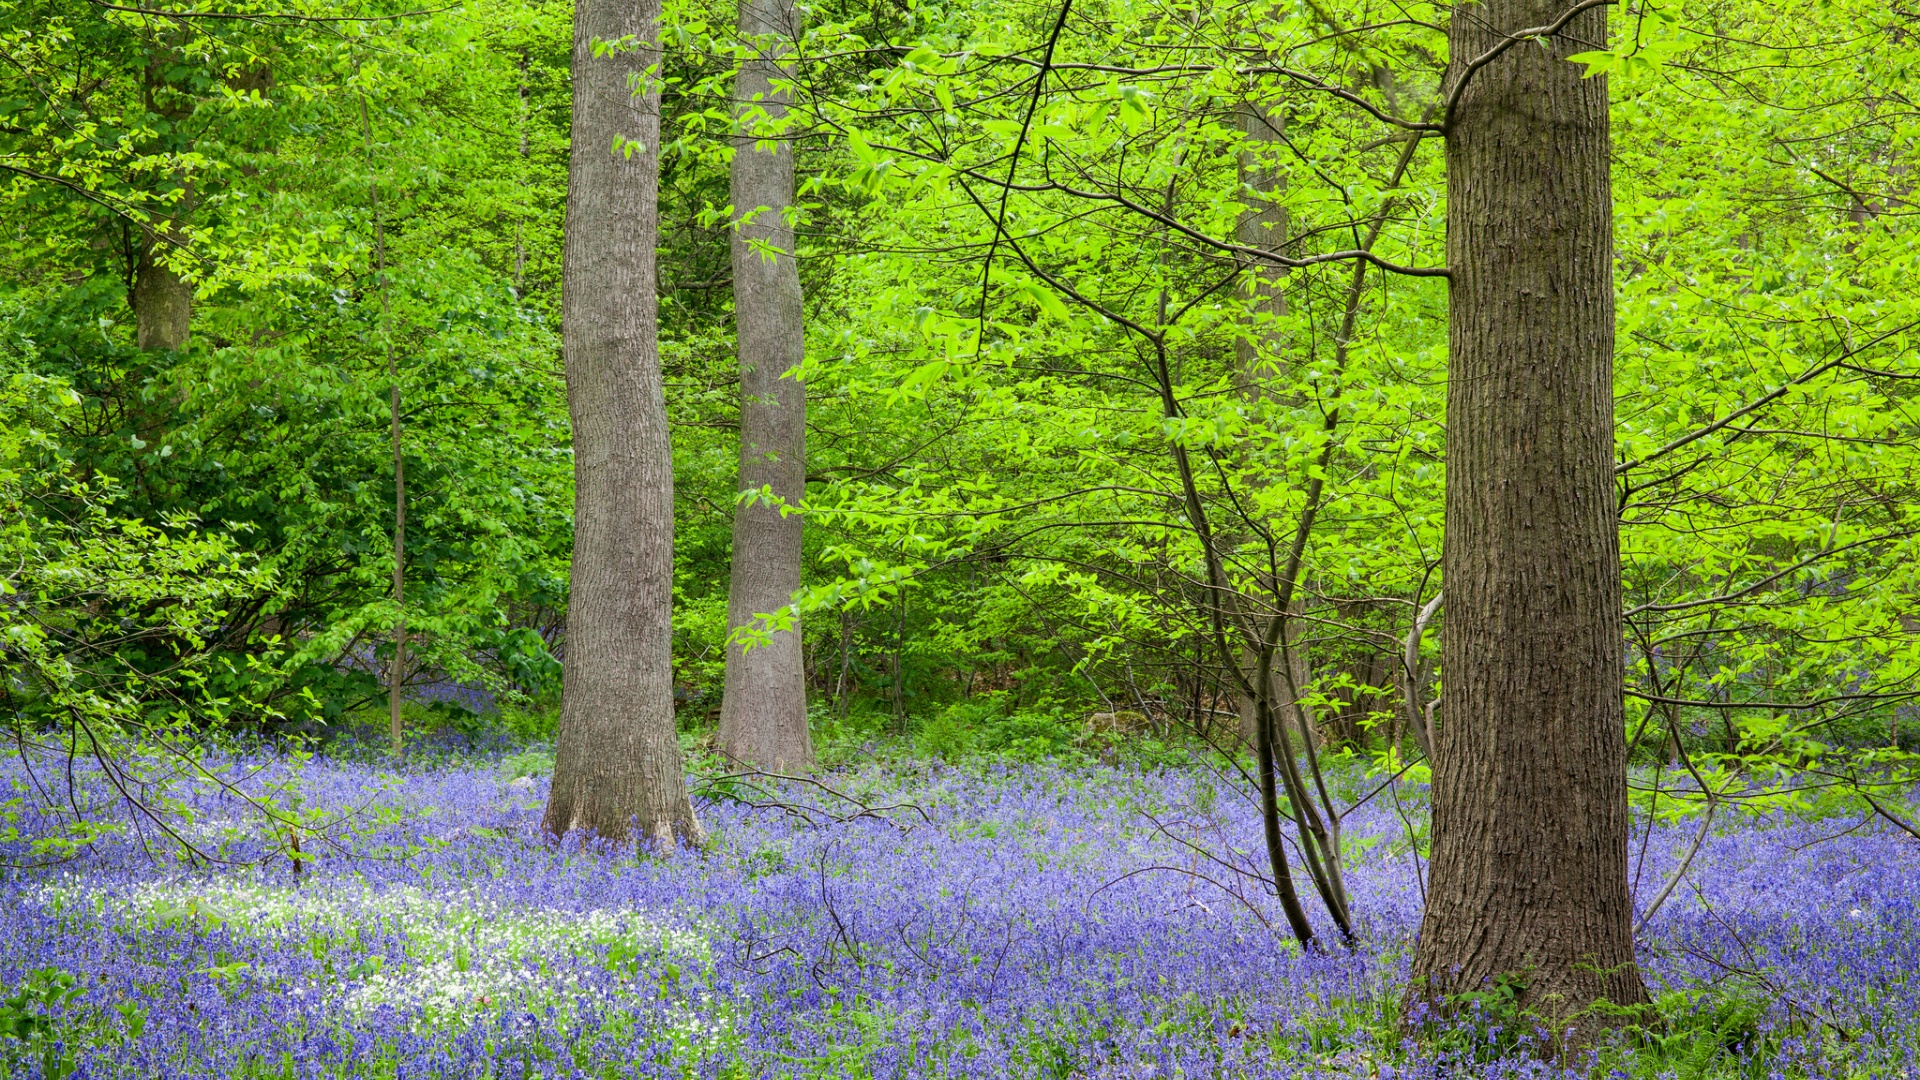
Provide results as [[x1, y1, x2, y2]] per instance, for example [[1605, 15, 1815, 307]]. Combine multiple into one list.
[[1235, 615, 1310, 750], [835, 609, 852, 716], [716, 0, 814, 773], [388, 341, 405, 758], [387, 390, 403, 753], [360, 88, 406, 760], [515, 48, 531, 289], [1397, 590, 1442, 762], [1411, 0, 1648, 1033], [891, 592, 905, 730], [544, 0, 700, 849]]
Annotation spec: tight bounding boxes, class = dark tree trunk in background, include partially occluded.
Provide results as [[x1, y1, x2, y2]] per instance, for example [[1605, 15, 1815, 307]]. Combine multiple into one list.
[[363, 132, 405, 760], [544, 0, 700, 849], [135, 54, 192, 355], [1410, 0, 1648, 1032], [716, 0, 814, 773], [133, 250, 191, 352]]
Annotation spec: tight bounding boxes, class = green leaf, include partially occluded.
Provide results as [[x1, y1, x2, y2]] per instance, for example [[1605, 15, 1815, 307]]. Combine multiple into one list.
[[1565, 49, 1619, 78], [1017, 281, 1072, 322]]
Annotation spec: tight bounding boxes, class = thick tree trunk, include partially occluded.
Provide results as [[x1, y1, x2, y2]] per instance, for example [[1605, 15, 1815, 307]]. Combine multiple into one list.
[[1410, 0, 1648, 1033], [135, 53, 193, 355], [715, 0, 814, 773], [544, 0, 700, 850], [133, 253, 191, 352]]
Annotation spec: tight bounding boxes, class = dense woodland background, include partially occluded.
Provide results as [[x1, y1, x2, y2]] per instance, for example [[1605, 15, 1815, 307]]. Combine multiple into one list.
[[1, 0, 1915, 773]]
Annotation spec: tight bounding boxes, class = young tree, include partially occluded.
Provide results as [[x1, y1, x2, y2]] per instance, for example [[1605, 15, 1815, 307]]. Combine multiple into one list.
[[1409, 0, 1648, 1028], [544, 0, 701, 848], [715, 0, 815, 773]]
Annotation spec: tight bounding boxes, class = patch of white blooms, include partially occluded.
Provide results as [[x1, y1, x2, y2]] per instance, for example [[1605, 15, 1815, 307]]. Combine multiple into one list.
[[35, 876, 726, 1040]]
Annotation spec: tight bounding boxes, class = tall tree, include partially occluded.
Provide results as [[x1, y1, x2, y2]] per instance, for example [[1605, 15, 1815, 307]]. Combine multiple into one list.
[[543, 0, 701, 847], [131, 246, 191, 352], [1230, 100, 1287, 754], [715, 0, 814, 773], [130, 57, 196, 354], [1410, 0, 1648, 1029]]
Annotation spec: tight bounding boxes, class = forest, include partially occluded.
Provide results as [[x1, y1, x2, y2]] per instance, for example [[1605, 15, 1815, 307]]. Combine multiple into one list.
[[0, 0, 1916, 1073]]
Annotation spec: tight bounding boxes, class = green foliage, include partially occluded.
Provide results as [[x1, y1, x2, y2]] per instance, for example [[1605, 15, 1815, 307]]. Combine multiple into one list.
[[492, 702, 561, 744], [0, 0, 576, 732], [0, 968, 80, 1044], [497, 749, 557, 782], [0, 371, 311, 861], [914, 701, 984, 762], [0, 968, 88, 1080], [808, 700, 894, 768], [1628, 989, 1781, 1068], [975, 706, 1083, 764]]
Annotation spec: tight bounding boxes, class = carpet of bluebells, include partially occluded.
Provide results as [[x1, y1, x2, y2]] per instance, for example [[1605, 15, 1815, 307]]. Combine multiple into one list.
[[2, 752, 1917, 1079]]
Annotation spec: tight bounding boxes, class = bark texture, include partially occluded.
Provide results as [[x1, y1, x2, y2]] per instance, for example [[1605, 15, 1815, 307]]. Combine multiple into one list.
[[544, 0, 701, 850], [1410, 0, 1648, 1030], [133, 253, 191, 352], [1230, 102, 1289, 752], [715, 0, 814, 774], [1232, 102, 1287, 394]]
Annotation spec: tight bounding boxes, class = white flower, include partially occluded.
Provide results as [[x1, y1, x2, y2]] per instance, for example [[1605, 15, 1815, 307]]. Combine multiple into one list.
[[33, 873, 731, 1047]]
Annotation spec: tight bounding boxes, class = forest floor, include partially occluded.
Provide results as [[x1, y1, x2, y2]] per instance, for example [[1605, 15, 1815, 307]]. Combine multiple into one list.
[[5, 750, 1917, 1079]]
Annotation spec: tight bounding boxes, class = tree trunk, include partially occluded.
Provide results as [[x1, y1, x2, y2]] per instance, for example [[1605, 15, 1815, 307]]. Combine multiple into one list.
[[133, 252, 191, 352], [1396, 591, 1442, 763], [1233, 102, 1287, 393], [388, 368, 405, 761], [135, 53, 193, 355], [715, 0, 814, 774], [1410, 0, 1648, 1033], [515, 49, 531, 289], [361, 92, 405, 761], [1235, 621, 1309, 750], [544, 0, 700, 850], [1230, 102, 1289, 753]]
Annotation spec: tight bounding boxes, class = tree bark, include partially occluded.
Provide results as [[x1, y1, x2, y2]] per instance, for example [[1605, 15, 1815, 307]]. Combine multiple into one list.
[[1229, 102, 1290, 753], [1410, 0, 1648, 1033], [1233, 102, 1287, 395], [132, 251, 191, 352], [134, 52, 193, 355], [715, 0, 814, 773], [544, 0, 700, 850]]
